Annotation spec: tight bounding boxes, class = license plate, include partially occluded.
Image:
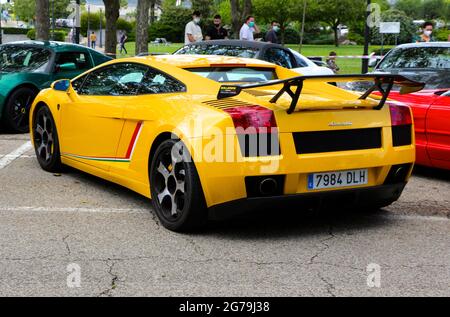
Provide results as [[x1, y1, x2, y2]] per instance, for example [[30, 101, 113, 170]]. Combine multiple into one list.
[[307, 169, 368, 190]]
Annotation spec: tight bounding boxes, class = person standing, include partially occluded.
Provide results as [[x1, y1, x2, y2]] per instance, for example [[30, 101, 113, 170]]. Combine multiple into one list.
[[185, 11, 203, 45], [326, 51, 340, 74], [119, 31, 128, 54], [90, 31, 97, 49], [239, 16, 260, 41], [415, 22, 435, 43], [265, 21, 280, 43], [205, 14, 228, 40]]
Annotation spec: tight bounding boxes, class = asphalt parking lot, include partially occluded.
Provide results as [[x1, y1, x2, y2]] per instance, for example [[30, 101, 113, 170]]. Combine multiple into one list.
[[0, 132, 449, 297]]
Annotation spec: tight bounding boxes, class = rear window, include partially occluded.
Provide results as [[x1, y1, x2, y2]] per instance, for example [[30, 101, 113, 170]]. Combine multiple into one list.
[[175, 45, 259, 59], [185, 66, 277, 83]]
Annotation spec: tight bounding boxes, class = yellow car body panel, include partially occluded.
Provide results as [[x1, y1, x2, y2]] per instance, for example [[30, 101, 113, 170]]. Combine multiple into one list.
[[30, 54, 416, 211]]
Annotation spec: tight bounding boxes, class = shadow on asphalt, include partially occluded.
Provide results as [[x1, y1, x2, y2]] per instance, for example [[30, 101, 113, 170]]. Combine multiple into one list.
[[57, 166, 397, 238], [202, 207, 394, 238], [413, 165, 450, 182]]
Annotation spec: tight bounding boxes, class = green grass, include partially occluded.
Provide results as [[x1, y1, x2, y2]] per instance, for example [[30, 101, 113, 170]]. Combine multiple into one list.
[[118, 42, 393, 74]]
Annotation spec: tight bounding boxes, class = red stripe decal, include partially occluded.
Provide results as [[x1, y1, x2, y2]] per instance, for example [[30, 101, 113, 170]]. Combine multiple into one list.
[[124, 121, 143, 159]]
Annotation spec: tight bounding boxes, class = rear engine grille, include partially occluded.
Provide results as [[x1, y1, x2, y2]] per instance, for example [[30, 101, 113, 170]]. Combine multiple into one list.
[[202, 98, 254, 109], [293, 128, 382, 154], [245, 89, 276, 97], [392, 125, 412, 147]]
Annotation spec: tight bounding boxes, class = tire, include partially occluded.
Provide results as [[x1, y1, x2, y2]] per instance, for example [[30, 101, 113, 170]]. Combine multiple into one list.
[[2, 87, 37, 133], [149, 139, 207, 232], [32, 105, 62, 173]]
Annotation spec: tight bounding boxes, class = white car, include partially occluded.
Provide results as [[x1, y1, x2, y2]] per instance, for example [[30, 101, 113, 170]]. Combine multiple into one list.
[[175, 40, 334, 76], [288, 48, 334, 75]]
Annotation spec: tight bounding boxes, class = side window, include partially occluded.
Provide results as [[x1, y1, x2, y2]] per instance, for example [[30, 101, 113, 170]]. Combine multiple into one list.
[[78, 63, 149, 96], [55, 52, 92, 71], [140, 68, 186, 94], [293, 54, 309, 68], [265, 48, 295, 69]]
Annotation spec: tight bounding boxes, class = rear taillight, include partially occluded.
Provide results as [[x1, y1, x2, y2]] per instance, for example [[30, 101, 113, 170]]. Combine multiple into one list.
[[389, 104, 412, 126], [223, 106, 279, 157], [223, 106, 277, 133], [389, 104, 413, 147]]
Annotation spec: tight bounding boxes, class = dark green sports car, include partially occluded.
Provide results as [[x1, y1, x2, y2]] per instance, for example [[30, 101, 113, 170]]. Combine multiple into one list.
[[0, 41, 112, 133]]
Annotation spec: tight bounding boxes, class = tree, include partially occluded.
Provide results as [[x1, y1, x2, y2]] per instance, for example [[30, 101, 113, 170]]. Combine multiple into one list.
[[371, 9, 416, 45], [230, 0, 253, 39], [394, 0, 424, 19], [307, 0, 365, 47], [14, 0, 35, 23], [36, 0, 50, 41], [422, 0, 450, 20], [136, 0, 150, 55], [103, 0, 120, 57], [254, 0, 300, 44]]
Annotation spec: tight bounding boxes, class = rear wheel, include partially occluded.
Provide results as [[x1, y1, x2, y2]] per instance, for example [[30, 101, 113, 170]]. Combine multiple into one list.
[[32, 106, 62, 172], [149, 139, 207, 232], [2, 87, 37, 133]]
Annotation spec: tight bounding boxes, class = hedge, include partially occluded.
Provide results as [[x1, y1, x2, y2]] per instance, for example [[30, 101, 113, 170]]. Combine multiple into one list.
[[27, 29, 67, 42], [2, 27, 31, 35]]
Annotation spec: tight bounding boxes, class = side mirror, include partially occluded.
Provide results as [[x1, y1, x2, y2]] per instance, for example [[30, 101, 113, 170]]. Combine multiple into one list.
[[52, 79, 71, 92], [56, 62, 77, 72]]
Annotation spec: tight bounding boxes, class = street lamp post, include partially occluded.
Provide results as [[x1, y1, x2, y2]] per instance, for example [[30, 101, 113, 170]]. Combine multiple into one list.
[[87, 2, 90, 48], [362, 0, 371, 74], [99, 8, 103, 49], [0, 3, 3, 45], [75, 0, 80, 44]]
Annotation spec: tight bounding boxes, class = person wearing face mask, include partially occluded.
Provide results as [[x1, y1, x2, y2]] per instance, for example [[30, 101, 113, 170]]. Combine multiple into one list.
[[265, 21, 280, 44], [185, 11, 204, 45], [415, 22, 435, 43], [239, 16, 260, 41], [205, 14, 229, 40]]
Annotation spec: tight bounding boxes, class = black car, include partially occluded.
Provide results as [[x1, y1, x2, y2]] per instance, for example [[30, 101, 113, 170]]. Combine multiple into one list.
[[174, 40, 333, 75]]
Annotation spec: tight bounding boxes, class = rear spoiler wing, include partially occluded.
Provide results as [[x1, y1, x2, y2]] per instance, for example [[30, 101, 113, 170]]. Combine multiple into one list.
[[217, 74, 425, 114]]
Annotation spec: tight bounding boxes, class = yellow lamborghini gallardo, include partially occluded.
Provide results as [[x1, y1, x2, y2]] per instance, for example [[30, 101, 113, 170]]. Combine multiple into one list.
[[29, 55, 423, 231]]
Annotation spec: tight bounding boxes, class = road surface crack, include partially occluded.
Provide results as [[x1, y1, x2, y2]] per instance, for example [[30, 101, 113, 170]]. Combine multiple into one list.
[[98, 259, 119, 297], [62, 235, 71, 256], [309, 224, 335, 265], [318, 272, 336, 297]]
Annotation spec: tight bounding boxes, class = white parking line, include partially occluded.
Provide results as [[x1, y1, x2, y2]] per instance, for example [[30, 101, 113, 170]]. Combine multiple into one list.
[[0, 206, 448, 222], [0, 141, 33, 169], [0, 206, 148, 214]]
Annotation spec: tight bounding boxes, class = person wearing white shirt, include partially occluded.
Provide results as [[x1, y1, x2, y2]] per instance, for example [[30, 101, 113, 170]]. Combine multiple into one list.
[[185, 11, 204, 45], [239, 16, 260, 41]]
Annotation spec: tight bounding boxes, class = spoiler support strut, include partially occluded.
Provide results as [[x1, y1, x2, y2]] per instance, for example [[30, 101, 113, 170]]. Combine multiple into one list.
[[216, 74, 424, 114]]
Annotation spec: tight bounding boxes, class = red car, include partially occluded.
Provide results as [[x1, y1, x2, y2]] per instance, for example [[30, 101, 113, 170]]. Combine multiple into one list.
[[372, 42, 450, 170]]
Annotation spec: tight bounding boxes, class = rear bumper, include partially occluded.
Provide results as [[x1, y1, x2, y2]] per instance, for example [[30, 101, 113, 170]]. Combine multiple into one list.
[[208, 182, 406, 220]]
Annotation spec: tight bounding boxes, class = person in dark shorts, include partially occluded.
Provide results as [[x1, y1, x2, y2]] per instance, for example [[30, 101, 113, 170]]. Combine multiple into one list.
[[119, 31, 128, 54], [205, 15, 228, 40]]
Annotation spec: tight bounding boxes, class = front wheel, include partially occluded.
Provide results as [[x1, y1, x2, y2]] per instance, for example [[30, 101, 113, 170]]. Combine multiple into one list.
[[149, 139, 207, 232], [32, 105, 62, 172]]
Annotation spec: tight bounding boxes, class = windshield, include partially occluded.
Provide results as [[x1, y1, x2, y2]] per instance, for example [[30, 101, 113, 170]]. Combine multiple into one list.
[[185, 67, 277, 83], [175, 44, 259, 59], [0, 45, 51, 72], [373, 46, 450, 90], [378, 46, 450, 70]]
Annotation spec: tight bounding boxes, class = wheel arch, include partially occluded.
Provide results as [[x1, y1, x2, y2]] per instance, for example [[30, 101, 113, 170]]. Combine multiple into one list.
[[1, 83, 40, 115]]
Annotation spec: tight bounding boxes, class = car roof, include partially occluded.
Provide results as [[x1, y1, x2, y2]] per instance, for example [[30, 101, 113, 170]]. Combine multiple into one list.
[[142, 54, 276, 68], [0, 40, 94, 53], [181, 39, 285, 50], [394, 42, 450, 49]]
